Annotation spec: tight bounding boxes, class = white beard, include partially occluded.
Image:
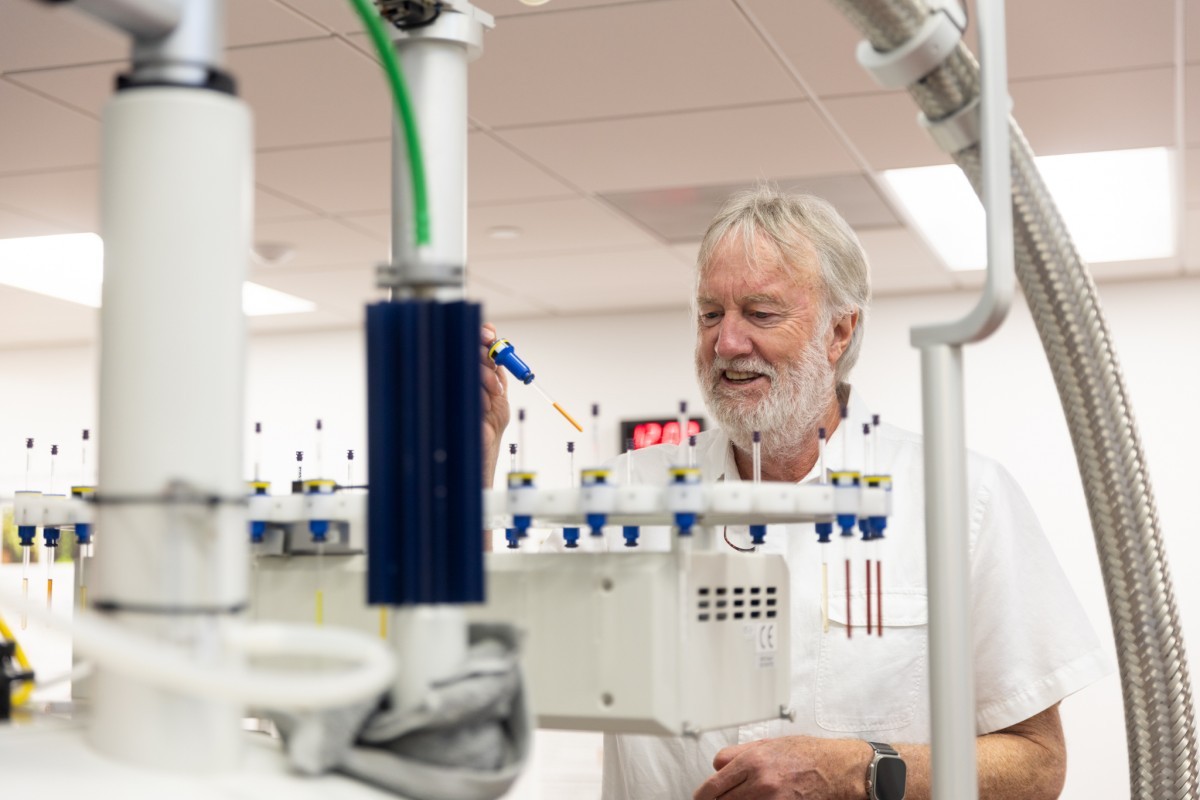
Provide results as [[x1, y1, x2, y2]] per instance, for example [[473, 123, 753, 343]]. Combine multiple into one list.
[[696, 335, 835, 461]]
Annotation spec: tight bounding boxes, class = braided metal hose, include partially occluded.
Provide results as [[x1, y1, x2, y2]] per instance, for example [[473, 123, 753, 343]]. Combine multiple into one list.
[[829, 1, 1199, 796]]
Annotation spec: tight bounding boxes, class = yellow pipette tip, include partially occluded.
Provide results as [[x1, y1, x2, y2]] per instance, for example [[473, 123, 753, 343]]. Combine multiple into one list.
[[553, 402, 584, 433]]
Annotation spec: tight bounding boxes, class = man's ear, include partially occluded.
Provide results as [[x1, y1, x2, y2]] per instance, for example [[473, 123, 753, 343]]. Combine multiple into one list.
[[827, 308, 858, 366]]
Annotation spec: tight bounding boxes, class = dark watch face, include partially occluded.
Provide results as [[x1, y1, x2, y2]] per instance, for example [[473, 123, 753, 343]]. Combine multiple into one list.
[[875, 756, 907, 800]]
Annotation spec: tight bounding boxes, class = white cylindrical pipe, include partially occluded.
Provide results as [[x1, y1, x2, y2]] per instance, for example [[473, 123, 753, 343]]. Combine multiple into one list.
[[390, 11, 486, 293], [91, 85, 252, 772], [388, 606, 468, 710], [920, 343, 978, 800]]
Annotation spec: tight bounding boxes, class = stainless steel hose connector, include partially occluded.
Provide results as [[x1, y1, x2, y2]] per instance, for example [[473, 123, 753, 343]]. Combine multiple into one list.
[[830, 1, 1199, 797]]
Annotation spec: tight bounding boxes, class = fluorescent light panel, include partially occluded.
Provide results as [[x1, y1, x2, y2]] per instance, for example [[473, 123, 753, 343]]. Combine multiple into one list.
[[0, 233, 316, 316], [882, 147, 1176, 271]]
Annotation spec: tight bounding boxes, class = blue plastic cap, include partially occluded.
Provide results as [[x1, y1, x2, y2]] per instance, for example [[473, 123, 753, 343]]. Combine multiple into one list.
[[250, 520, 266, 543], [17, 526, 35, 547], [815, 520, 834, 544], [623, 525, 640, 548], [675, 512, 696, 535], [75, 523, 92, 545], [513, 514, 533, 534], [563, 526, 581, 548], [43, 526, 61, 547], [837, 514, 857, 534], [505, 528, 519, 549], [309, 519, 329, 541], [491, 341, 535, 384], [750, 524, 767, 545], [586, 513, 606, 535]]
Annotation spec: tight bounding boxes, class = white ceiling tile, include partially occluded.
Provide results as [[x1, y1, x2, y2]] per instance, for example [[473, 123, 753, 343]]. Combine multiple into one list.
[[497, 103, 859, 193], [1012, 68, 1175, 155], [469, 0, 802, 128], [819, 92, 950, 171], [256, 187, 319, 221], [601, 173, 896, 242], [471, 246, 692, 314], [274, 0, 365, 33], [855, 226, 955, 295], [228, 39, 391, 149], [0, 82, 101, 172], [1188, 65, 1200, 146], [6, 63, 116, 120], [740, 0, 885, 99], [1189, 1, 1200, 64], [258, 140, 391, 214], [0, 0, 126, 72], [469, 133, 577, 204], [252, 218, 388, 271], [0, 168, 99, 231], [471, 276, 557, 319], [1002, 0, 1174, 80], [746, 0, 1175, 101], [477, 0, 643, 18], [468, 197, 660, 258], [670, 240, 700, 267], [226, 0, 330, 46], [0, 206, 71, 239]]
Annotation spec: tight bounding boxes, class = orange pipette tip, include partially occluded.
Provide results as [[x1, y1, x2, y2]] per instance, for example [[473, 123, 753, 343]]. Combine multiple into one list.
[[553, 402, 584, 433]]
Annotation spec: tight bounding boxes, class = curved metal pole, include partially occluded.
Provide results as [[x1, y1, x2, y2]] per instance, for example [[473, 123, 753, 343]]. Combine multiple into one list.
[[908, 2, 1013, 798]]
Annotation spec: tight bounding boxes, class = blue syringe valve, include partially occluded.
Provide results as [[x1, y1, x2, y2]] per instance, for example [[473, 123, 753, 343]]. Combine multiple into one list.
[[75, 523, 92, 545], [250, 521, 266, 543], [815, 520, 834, 544], [488, 339, 535, 385], [17, 527, 36, 548], [623, 525, 640, 548], [505, 528, 519, 550], [43, 526, 61, 548], [563, 526, 581, 548], [750, 524, 767, 545]]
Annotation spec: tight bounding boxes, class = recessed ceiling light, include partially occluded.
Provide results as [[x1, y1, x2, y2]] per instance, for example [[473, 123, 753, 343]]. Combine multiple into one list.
[[487, 226, 522, 240], [0, 232, 315, 316], [882, 147, 1175, 271]]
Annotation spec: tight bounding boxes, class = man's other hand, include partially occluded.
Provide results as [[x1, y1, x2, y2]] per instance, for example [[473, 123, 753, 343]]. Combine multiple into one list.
[[693, 736, 868, 800]]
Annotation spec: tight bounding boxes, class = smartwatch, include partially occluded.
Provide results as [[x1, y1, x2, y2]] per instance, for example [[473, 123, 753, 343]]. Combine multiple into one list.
[[866, 741, 906, 800]]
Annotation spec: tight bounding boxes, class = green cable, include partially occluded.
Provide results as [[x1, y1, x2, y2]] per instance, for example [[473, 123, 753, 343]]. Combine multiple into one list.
[[347, 0, 431, 246]]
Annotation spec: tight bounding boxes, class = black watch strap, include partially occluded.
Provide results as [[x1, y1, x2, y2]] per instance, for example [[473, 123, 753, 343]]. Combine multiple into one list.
[[868, 741, 899, 757]]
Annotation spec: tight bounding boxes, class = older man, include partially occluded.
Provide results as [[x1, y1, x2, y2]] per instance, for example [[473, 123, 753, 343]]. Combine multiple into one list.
[[482, 187, 1109, 799]]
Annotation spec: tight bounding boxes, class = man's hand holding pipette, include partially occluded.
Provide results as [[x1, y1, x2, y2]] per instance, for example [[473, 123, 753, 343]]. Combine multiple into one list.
[[481, 322, 510, 489]]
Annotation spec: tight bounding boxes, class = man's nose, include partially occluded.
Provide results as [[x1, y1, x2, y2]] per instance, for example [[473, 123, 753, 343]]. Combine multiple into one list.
[[714, 317, 753, 360]]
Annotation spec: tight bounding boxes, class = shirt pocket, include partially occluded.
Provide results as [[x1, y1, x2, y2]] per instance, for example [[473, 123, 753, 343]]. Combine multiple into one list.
[[814, 591, 928, 733]]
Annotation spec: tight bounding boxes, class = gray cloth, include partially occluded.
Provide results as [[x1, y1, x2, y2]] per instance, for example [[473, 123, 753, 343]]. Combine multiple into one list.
[[268, 623, 531, 800]]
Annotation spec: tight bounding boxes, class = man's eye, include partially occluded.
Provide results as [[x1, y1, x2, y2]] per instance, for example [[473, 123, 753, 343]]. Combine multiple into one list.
[[750, 311, 774, 320], [700, 311, 721, 324]]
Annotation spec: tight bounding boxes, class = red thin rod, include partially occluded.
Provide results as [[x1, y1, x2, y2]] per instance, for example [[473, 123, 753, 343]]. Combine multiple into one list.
[[845, 559, 852, 639]]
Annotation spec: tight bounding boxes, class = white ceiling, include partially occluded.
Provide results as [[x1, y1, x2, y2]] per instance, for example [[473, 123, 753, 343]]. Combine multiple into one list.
[[0, 0, 1194, 347]]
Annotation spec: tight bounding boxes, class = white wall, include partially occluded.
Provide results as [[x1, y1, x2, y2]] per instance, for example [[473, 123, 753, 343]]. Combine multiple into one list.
[[5, 276, 1200, 798]]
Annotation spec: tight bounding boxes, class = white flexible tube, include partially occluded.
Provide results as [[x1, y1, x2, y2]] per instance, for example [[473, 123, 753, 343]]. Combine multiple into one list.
[[0, 583, 395, 710]]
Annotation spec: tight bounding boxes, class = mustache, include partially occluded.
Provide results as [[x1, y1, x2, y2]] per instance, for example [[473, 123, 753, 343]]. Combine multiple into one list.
[[708, 356, 778, 378]]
